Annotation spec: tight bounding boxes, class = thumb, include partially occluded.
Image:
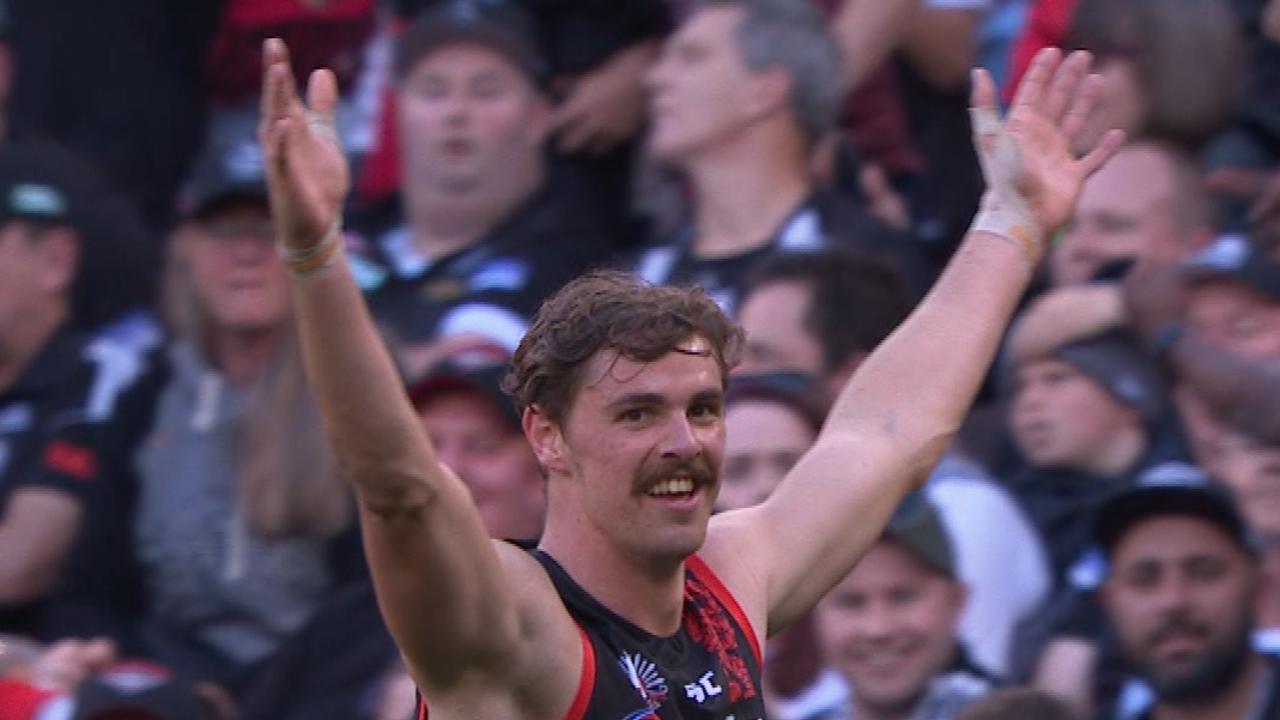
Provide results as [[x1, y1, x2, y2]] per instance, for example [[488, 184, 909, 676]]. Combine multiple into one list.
[[307, 68, 340, 128]]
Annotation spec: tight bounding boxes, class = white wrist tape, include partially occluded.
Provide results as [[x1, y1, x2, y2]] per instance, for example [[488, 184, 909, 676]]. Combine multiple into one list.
[[970, 106, 1044, 264]]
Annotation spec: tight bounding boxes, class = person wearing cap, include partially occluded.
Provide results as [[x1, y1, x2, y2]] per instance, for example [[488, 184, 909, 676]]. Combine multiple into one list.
[[1007, 329, 1183, 583], [807, 493, 996, 720], [114, 126, 362, 697], [351, 1, 616, 378], [0, 142, 149, 642], [1094, 476, 1280, 720], [737, 249, 1051, 677], [629, 0, 925, 317]]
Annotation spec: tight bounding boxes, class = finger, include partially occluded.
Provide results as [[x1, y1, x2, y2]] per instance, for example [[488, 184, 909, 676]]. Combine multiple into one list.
[[1078, 128, 1126, 176], [969, 67, 997, 112], [1010, 47, 1061, 112], [557, 119, 594, 153], [1042, 50, 1091, 122], [1249, 177, 1280, 223], [1061, 73, 1102, 144], [307, 68, 340, 120]]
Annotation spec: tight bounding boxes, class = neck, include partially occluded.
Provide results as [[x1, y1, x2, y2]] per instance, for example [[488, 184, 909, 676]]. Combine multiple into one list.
[[851, 695, 917, 720], [208, 325, 284, 386], [0, 303, 65, 392], [686, 127, 812, 259], [404, 164, 544, 260], [1154, 653, 1268, 720], [1082, 425, 1147, 477], [539, 489, 687, 636]]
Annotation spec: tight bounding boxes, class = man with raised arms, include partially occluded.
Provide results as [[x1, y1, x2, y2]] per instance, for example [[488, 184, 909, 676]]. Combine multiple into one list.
[[256, 7, 1122, 716]]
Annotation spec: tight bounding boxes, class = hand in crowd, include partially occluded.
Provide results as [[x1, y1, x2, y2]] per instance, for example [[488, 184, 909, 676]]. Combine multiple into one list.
[[1120, 261, 1188, 342], [25, 637, 115, 693], [971, 48, 1124, 238], [551, 40, 658, 155], [1007, 283, 1126, 362], [258, 38, 349, 252]]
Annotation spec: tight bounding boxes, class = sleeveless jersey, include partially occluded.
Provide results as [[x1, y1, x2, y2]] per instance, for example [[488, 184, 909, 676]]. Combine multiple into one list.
[[416, 550, 768, 720]]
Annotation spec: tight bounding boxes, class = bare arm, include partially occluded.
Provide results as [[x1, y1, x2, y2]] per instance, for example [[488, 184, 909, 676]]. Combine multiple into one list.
[[707, 49, 1123, 631], [901, 7, 981, 93], [0, 489, 80, 604], [831, 0, 919, 92], [1006, 284, 1127, 363], [257, 40, 571, 695], [1170, 333, 1280, 444]]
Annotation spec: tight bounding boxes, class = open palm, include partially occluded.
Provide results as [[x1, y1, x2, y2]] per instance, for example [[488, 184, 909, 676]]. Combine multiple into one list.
[[974, 49, 1124, 235], [258, 38, 350, 251]]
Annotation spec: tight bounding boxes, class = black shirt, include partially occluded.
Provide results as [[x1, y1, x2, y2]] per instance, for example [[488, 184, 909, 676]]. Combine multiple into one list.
[[416, 551, 768, 719], [0, 327, 146, 639], [353, 171, 615, 353], [628, 190, 927, 317]]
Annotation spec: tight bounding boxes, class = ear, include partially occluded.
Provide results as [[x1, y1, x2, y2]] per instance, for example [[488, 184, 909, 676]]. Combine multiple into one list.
[[743, 68, 791, 120], [947, 580, 970, 621], [523, 405, 570, 476], [37, 227, 79, 295]]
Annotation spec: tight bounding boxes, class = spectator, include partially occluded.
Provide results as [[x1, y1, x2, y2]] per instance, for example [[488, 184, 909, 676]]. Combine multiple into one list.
[[737, 250, 1051, 676], [1006, 330, 1179, 582], [125, 127, 361, 697], [1210, 430, 1280, 638], [1095, 475, 1280, 719], [807, 493, 997, 720], [353, 2, 615, 377], [632, 0, 923, 315], [1048, 141, 1214, 288], [0, 144, 147, 642]]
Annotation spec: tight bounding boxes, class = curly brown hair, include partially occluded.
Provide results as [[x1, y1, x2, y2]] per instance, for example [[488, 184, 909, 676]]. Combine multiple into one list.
[[505, 270, 745, 425]]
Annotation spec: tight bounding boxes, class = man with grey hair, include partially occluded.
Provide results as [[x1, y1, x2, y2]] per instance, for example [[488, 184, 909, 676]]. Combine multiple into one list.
[[632, 0, 926, 315]]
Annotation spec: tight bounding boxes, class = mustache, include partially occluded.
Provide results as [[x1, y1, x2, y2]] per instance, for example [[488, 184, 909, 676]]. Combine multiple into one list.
[[1145, 615, 1211, 650], [637, 457, 716, 491]]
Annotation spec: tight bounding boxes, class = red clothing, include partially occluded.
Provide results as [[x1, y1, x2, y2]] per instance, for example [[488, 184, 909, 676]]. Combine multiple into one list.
[[1005, 0, 1078, 103]]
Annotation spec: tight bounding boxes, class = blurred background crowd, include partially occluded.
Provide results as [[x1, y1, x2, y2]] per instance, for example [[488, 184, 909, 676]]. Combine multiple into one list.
[[1, 0, 1280, 718]]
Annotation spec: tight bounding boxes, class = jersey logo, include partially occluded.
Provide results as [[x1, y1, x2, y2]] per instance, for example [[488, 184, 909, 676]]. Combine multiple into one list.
[[43, 440, 97, 481], [620, 651, 668, 711], [684, 670, 723, 704]]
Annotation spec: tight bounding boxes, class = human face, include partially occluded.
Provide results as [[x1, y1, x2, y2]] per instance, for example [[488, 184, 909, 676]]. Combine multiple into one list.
[[736, 281, 824, 377], [1052, 146, 1186, 286], [1103, 516, 1257, 704], [718, 399, 816, 512], [647, 7, 775, 163], [0, 223, 67, 354], [419, 390, 545, 541], [1215, 434, 1280, 539], [181, 202, 290, 334], [398, 44, 548, 196], [552, 337, 726, 564], [1186, 281, 1280, 362], [1010, 359, 1143, 473], [816, 542, 965, 717]]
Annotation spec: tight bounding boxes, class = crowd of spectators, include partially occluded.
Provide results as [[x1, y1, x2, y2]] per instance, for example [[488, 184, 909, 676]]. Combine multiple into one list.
[[1, 0, 1280, 718]]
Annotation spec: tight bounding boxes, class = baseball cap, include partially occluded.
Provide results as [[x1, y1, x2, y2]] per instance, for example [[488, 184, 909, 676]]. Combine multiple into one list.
[[1050, 330, 1165, 426], [72, 661, 218, 720], [0, 142, 99, 231], [395, 0, 548, 86], [1182, 233, 1280, 302], [409, 340, 520, 431], [883, 491, 956, 579], [178, 111, 268, 219], [1093, 463, 1259, 559]]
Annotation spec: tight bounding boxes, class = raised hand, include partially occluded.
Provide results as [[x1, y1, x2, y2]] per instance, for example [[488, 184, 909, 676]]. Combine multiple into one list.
[[258, 38, 350, 252], [971, 48, 1124, 240]]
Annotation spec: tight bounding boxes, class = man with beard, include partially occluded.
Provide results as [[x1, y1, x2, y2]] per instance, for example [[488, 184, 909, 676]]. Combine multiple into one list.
[[1096, 475, 1280, 720]]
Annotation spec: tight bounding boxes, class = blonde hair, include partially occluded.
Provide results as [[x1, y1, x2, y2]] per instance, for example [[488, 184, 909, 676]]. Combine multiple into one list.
[[164, 224, 351, 539]]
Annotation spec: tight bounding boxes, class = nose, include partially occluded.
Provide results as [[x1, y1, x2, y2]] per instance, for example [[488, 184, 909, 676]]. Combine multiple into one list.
[[855, 600, 897, 644], [659, 412, 701, 461]]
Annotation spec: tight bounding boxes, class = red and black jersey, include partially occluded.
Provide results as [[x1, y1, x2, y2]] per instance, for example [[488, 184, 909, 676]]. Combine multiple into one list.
[[417, 549, 767, 720]]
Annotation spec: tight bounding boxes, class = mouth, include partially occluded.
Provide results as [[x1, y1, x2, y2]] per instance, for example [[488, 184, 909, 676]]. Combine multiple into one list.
[[851, 643, 918, 677], [643, 475, 705, 512], [440, 138, 475, 158]]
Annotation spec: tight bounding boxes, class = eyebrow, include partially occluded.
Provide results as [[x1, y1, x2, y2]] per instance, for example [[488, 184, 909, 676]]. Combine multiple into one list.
[[604, 388, 724, 411]]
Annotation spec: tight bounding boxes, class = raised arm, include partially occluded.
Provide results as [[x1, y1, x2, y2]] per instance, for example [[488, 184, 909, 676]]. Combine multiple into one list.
[[257, 39, 554, 691], [708, 49, 1124, 631]]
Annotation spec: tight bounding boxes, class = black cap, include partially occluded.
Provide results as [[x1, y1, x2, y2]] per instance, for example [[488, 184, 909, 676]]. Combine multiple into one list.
[[1094, 463, 1259, 559], [884, 491, 956, 578], [409, 340, 519, 431], [0, 142, 99, 231], [178, 111, 269, 219], [725, 371, 829, 433], [1183, 233, 1280, 302], [1050, 331, 1165, 427], [395, 1, 547, 86], [72, 661, 218, 720]]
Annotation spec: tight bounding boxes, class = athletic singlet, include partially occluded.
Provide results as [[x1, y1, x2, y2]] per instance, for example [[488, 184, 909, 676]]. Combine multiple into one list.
[[416, 550, 768, 720]]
